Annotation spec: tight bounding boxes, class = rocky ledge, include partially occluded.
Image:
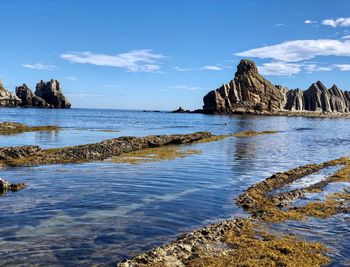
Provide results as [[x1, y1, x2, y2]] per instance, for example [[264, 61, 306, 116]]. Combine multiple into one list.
[[119, 157, 350, 266], [0, 79, 71, 108], [203, 59, 350, 115], [0, 132, 212, 167], [0, 178, 26, 193], [0, 122, 59, 135]]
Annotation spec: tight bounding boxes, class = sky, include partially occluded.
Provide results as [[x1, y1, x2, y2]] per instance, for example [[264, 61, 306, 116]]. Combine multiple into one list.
[[1, 0, 350, 110]]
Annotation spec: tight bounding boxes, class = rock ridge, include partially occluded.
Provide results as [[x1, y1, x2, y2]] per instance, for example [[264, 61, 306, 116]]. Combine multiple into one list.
[[203, 59, 350, 114]]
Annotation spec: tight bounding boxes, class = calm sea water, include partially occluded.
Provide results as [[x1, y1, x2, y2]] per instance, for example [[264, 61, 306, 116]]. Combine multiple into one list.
[[0, 108, 349, 266]]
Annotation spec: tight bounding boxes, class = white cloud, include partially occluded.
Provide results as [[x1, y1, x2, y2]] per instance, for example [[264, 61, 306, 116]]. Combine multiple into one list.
[[21, 63, 57, 70], [275, 23, 285, 27], [304, 64, 332, 72], [322, 17, 350, 28], [335, 64, 350, 71], [104, 84, 120, 88], [200, 65, 223, 71], [258, 62, 302, 76], [66, 76, 78, 80], [304, 19, 317, 24], [341, 35, 350, 40], [66, 93, 104, 98], [174, 66, 192, 72], [235, 39, 350, 62], [169, 85, 201, 91], [60, 49, 165, 72]]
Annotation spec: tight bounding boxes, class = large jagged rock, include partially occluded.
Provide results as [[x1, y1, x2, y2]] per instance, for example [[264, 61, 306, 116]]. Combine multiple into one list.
[[15, 84, 50, 108], [0, 81, 21, 107], [203, 60, 286, 114], [34, 79, 71, 108], [203, 59, 350, 114]]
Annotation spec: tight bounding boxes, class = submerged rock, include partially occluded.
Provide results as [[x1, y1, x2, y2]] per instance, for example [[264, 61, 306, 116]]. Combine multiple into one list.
[[0, 80, 21, 107], [0, 122, 59, 135], [203, 59, 350, 115]]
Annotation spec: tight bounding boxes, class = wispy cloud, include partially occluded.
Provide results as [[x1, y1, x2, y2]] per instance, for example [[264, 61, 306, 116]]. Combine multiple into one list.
[[304, 64, 332, 72], [200, 65, 223, 71], [275, 23, 285, 27], [104, 84, 120, 88], [258, 62, 302, 76], [66, 93, 105, 98], [304, 19, 317, 24], [60, 49, 165, 72], [235, 39, 350, 62], [322, 17, 350, 28], [169, 85, 201, 91], [334, 64, 350, 71], [66, 76, 78, 80], [21, 63, 57, 70], [341, 35, 350, 40], [173, 66, 192, 72]]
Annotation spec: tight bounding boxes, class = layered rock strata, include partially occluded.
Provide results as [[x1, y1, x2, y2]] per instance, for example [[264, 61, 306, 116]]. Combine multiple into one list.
[[203, 59, 350, 114], [0, 81, 21, 107]]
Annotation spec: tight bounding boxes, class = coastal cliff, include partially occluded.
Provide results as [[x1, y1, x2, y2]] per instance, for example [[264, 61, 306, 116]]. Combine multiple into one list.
[[203, 59, 350, 115]]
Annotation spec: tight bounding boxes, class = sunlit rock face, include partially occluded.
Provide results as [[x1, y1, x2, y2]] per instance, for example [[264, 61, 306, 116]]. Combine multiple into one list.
[[0, 81, 21, 107], [203, 59, 350, 114]]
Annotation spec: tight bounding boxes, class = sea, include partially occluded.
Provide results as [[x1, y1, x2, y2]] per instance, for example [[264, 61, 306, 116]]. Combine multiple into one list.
[[0, 108, 349, 266]]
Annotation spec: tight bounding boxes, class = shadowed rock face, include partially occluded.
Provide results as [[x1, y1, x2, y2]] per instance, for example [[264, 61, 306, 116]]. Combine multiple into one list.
[[15, 84, 50, 108], [34, 79, 71, 108], [15, 80, 71, 108], [0, 81, 21, 107], [203, 59, 350, 114]]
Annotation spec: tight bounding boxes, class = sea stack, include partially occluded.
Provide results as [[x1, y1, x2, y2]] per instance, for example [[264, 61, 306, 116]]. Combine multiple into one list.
[[0, 80, 21, 107], [16, 79, 71, 109], [203, 59, 350, 114]]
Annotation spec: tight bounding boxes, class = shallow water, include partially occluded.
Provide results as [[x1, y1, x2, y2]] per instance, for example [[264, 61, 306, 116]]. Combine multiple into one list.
[[0, 108, 350, 266]]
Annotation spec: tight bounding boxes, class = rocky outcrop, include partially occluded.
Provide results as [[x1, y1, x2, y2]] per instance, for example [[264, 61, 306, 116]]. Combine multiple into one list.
[[13, 79, 71, 108], [15, 84, 50, 108], [171, 107, 191, 113], [203, 59, 350, 115], [34, 79, 71, 108], [0, 178, 27, 193], [0, 81, 21, 107]]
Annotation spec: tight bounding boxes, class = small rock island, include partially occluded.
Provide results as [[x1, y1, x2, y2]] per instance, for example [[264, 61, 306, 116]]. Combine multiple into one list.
[[203, 59, 350, 115], [0, 79, 71, 108]]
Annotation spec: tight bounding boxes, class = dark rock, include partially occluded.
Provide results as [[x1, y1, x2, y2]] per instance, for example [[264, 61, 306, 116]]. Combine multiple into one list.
[[34, 79, 71, 108], [0, 178, 27, 194], [15, 84, 50, 108], [172, 107, 191, 113], [203, 59, 350, 115], [0, 81, 21, 107]]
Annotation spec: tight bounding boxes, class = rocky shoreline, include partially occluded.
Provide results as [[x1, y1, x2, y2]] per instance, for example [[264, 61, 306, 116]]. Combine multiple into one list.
[[119, 157, 350, 266]]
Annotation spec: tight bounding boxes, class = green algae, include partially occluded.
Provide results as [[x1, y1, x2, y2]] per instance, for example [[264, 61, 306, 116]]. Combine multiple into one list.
[[232, 130, 279, 137], [0, 122, 59, 135]]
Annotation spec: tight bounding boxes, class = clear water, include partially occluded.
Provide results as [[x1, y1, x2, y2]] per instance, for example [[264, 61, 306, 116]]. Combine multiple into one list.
[[0, 108, 349, 266]]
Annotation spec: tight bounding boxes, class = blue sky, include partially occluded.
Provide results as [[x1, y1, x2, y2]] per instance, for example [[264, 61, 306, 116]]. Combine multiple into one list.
[[1, 0, 350, 110]]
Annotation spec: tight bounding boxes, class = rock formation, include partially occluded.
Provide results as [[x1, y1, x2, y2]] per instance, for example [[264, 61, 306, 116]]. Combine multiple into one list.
[[203, 59, 350, 115], [15, 84, 50, 108], [34, 79, 71, 108], [14, 80, 71, 108], [0, 81, 21, 107]]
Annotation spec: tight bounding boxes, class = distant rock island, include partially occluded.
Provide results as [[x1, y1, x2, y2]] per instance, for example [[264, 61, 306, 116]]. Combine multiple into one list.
[[203, 59, 350, 115], [0, 79, 71, 109]]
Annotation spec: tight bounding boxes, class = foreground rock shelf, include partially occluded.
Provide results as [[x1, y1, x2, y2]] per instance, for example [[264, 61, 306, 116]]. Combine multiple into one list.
[[0, 131, 212, 167], [119, 157, 350, 267]]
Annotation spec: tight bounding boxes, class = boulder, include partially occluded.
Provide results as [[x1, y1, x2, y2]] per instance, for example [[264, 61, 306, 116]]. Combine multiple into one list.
[[0, 177, 27, 192], [0, 81, 21, 107], [35, 79, 71, 108], [203, 59, 350, 114]]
